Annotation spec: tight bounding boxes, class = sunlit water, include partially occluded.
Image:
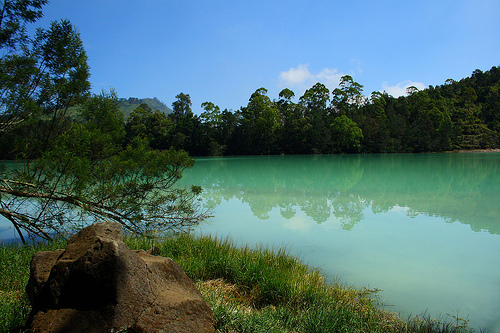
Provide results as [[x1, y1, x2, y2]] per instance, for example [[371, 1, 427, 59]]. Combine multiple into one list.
[[1, 153, 499, 330], [179, 153, 500, 331]]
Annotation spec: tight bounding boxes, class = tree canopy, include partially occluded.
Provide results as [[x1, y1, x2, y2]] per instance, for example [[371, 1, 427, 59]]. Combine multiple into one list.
[[134, 68, 499, 156]]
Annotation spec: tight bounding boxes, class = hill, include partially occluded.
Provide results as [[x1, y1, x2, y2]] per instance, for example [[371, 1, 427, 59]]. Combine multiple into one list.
[[118, 97, 172, 118]]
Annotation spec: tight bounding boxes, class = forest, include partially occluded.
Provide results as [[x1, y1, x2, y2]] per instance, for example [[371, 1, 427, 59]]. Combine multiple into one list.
[[116, 67, 500, 156], [1, 63, 499, 158]]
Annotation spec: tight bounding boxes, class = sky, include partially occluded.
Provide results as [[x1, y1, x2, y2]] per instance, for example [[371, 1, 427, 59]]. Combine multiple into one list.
[[35, 0, 500, 114]]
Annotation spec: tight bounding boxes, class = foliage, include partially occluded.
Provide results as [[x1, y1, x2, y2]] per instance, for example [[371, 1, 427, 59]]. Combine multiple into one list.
[[125, 102, 172, 149], [117, 97, 172, 119], [331, 115, 364, 153], [238, 88, 281, 154], [125, 69, 499, 156], [1, 92, 209, 242], [0, 2, 208, 242], [0, 0, 48, 51], [1, 235, 478, 332], [331, 74, 366, 117], [0, 15, 90, 159]]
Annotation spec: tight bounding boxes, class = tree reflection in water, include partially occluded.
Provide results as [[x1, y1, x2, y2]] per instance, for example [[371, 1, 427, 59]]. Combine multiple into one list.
[[180, 153, 500, 235]]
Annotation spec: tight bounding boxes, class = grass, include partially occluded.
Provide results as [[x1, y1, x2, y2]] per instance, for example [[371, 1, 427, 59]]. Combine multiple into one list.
[[0, 234, 477, 333], [0, 239, 67, 332]]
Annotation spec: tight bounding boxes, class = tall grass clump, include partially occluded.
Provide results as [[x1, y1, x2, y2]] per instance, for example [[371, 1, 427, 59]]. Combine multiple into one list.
[[128, 234, 325, 308], [1, 234, 478, 332], [125, 234, 477, 333]]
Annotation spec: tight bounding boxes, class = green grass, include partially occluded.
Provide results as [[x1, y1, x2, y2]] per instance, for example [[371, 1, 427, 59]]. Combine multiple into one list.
[[0, 239, 67, 332], [0, 235, 477, 332]]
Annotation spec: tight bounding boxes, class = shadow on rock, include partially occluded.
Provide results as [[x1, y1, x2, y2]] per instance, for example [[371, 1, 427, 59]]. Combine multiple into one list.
[[26, 222, 214, 332]]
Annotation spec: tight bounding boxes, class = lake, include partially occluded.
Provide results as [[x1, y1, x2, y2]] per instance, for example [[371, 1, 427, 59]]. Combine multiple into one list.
[[1, 153, 499, 330], [179, 153, 500, 332]]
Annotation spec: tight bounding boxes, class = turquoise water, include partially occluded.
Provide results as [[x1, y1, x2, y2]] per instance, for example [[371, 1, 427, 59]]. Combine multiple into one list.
[[1, 153, 498, 330], [179, 153, 500, 331]]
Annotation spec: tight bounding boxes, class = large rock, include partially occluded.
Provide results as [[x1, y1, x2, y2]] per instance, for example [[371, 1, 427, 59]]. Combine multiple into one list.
[[26, 222, 214, 332]]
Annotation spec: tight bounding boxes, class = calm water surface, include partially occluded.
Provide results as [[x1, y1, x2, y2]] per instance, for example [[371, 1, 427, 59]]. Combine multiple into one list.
[[179, 153, 500, 331], [1, 153, 498, 330]]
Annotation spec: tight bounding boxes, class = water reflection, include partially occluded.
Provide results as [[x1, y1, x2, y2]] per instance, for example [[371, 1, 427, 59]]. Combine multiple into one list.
[[181, 153, 500, 234], [179, 154, 500, 331]]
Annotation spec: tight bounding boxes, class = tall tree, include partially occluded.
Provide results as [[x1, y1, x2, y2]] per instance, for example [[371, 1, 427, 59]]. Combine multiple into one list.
[[200, 101, 227, 155], [0, 0, 48, 51], [355, 92, 389, 152], [241, 88, 281, 154], [330, 115, 363, 153], [1, 92, 209, 242], [299, 83, 331, 153], [0, 4, 208, 242], [169, 92, 196, 152], [482, 87, 500, 132], [171, 92, 193, 120], [331, 75, 365, 119], [125, 102, 172, 149], [1, 18, 90, 158], [277, 88, 310, 154]]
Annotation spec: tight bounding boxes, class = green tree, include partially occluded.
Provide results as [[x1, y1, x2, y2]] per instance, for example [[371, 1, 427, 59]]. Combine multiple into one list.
[[125, 102, 172, 149], [482, 87, 500, 132], [331, 115, 363, 153], [405, 90, 434, 152], [200, 101, 227, 155], [277, 88, 310, 154], [240, 88, 281, 154], [278, 88, 295, 101], [299, 83, 331, 153], [360, 91, 390, 152], [81, 89, 126, 144], [200, 101, 222, 127], [0, 0, 48, 51], [219, 108, 238, 155], [1, 93, 209, 242], [169, 93, 196, 153], [0, 4, 208, 242], [171, 92, 193, 120], [1, 18, 90, 158], [331, 75, 365, 118]]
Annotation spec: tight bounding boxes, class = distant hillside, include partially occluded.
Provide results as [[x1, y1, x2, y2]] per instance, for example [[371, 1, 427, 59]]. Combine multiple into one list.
[[118, 97, 172, 118]]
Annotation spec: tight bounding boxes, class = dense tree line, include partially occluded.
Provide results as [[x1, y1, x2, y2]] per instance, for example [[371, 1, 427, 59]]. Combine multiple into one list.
[[113, 68, 500, 156]]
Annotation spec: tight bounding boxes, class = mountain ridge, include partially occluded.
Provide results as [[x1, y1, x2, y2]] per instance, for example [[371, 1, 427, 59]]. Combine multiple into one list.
[[118, 97, 172, 118]]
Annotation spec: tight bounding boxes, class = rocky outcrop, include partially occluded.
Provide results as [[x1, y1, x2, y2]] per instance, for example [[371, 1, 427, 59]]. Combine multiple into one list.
[[26, 222, 214, 332]]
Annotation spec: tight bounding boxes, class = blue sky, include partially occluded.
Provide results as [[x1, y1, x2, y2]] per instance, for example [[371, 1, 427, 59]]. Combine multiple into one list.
[[37, 0, 499, 114]]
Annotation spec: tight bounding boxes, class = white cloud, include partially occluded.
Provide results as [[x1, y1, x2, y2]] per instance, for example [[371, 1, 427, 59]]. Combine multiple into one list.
[[381, 80, 427, 97], [279, 64, 314, 86], [278, 64, 344, 95]]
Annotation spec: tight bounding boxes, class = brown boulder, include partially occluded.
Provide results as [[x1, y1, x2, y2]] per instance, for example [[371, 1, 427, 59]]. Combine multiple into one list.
[[26, 222, 214, 332]]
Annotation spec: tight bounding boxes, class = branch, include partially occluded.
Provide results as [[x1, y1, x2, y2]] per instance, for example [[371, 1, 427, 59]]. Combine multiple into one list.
[[0, 207, 52, 242], [1, 178, 210, 239]]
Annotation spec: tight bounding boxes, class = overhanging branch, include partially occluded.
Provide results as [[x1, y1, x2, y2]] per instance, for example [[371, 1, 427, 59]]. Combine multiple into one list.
[[1, 178, 211, 240]]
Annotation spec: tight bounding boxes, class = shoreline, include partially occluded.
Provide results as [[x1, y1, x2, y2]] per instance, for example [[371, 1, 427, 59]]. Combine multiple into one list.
[[453, 148, 500, 153]]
